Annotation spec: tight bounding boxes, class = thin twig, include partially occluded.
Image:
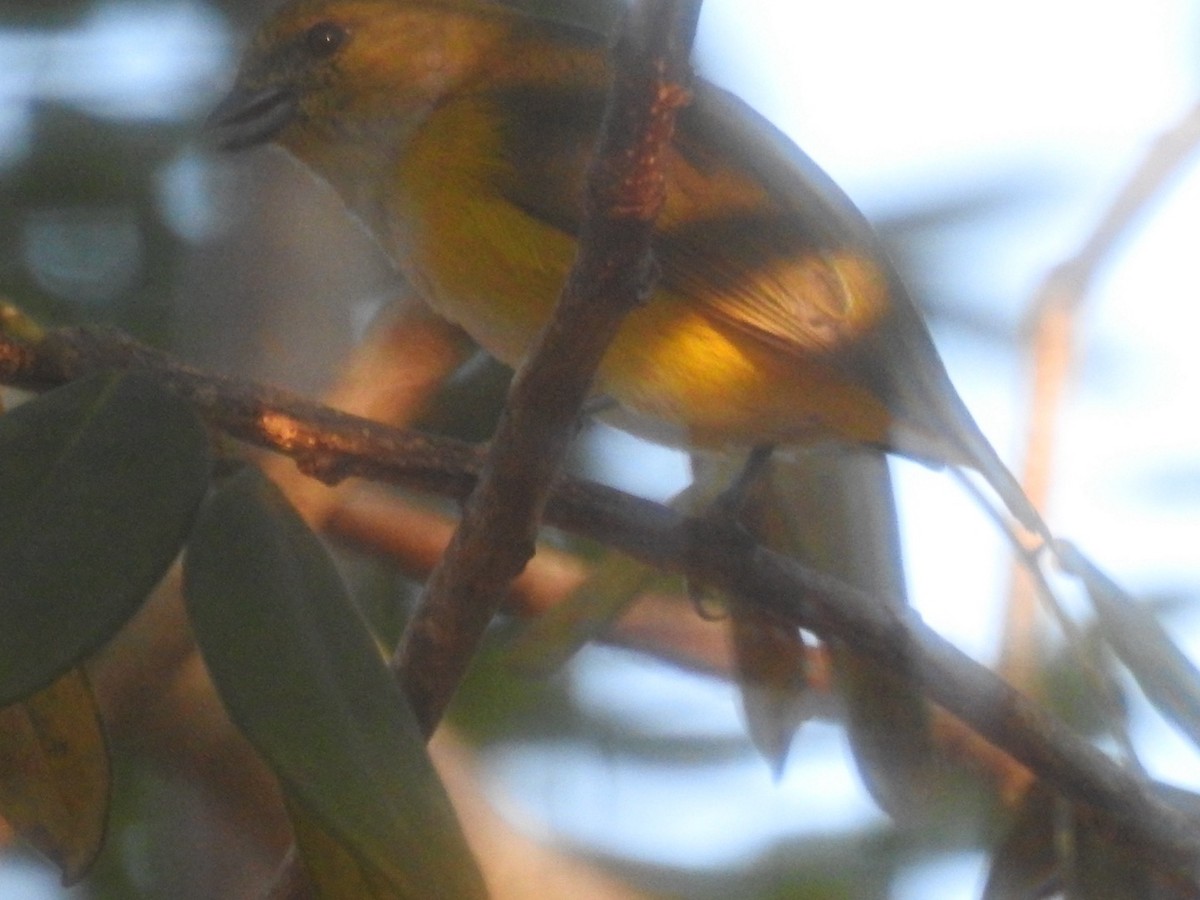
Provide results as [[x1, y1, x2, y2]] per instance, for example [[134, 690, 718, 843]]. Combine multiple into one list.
[[1001, 97, 1200, 688]]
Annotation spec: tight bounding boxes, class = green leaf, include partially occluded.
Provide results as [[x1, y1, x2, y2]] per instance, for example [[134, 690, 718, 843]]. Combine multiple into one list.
[[183, 469, 485, 900], [286, 792, 409, 900], [0, 372, 211, 705], [506, 550, 662, 676], [1058, 541, 1200, 751]]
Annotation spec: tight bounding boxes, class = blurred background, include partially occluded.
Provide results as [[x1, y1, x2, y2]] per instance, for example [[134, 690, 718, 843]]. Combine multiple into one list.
[[3, 0, 1200, 896]]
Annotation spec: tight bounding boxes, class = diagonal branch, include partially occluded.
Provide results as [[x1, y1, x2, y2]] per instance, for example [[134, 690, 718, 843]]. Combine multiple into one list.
[[3, 319, 1200, 864], [389, 0, 698, 739], [1002, 97, 1200, 687]]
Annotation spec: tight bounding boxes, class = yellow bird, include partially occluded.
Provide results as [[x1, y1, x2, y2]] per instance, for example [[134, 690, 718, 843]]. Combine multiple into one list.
[[210, 0, 1047, 539]]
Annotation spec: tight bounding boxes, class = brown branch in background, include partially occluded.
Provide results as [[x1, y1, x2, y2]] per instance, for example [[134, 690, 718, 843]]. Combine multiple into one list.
[[1, 323, 487, 497], [261, 295, 472, 526], [390, 0, 698, 740], [1001, 97, 1200, 688]]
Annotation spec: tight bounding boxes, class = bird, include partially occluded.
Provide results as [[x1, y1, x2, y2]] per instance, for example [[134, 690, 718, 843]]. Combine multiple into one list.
[[208, 0, 1049, 542]]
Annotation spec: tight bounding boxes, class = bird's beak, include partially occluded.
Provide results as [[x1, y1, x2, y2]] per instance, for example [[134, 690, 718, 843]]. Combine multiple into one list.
[[206, 83, 298, 151]]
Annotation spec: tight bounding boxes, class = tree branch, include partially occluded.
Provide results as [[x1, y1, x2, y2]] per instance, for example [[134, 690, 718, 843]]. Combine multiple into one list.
[[3, 320, 1200, 864], [389, 0, 696, 738]]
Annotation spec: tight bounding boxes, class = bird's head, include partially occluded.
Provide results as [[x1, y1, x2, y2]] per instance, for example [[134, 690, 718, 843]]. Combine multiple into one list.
[[208, 0, 514, 153]]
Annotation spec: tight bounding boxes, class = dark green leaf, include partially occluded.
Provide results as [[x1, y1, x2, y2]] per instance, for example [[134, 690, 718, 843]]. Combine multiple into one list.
[[183, 470, 485, 900], [0, 372, 210, 704]]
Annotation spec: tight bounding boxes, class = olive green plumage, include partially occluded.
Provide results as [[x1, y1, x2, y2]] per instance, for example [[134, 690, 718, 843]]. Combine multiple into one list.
[[211, 0, 1046, 538]]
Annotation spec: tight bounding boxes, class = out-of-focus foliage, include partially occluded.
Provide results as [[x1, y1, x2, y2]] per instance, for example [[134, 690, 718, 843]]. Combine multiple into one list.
[[0, 372, 210, 704], [0, 669, 108, 883], [184, 471, 485, 899]]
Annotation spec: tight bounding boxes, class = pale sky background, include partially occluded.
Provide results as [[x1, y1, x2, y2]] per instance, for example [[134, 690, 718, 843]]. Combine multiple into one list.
[[2, 0, 1200, 896]]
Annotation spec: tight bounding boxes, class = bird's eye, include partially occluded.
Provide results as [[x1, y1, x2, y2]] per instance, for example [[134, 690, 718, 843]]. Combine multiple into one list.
[[304, 21, 347, 58]]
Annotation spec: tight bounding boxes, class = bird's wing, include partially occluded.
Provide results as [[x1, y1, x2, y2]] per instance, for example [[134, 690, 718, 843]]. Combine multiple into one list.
[[491, 84, 604, 235], [674, 87, 985, 449], [493, 75, 1045, 533], [493, 81, 975, 451], [493, 80, 891, 356], [665, 85, 913, 364], [682, 88, 1047, 535]]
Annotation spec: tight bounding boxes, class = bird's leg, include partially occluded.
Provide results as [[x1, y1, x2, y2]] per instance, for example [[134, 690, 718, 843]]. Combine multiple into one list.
[[686, 444, 775, 620], [710, 443, 776, 523]]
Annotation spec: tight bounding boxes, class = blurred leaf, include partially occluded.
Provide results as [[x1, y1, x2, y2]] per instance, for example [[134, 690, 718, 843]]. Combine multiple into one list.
[[1058, 541, 1200, 751], [286, 793, 409, 899], [1067, 805, 1187, 900], [448, 621, 581, 747], [1033, 622, 1124, 739], [1, 105, 189, 337], [0, 667, 109, 884], [832, 646, 934, 819], [982, 783, 1060, 900], [416, 353, 510, 444], [0, 300, 45, 342], [183, 470, 485, 900], [757, 449, 936, 817], [506, 551, 662, 676], [729, 598, 809, 777], [0, 371, 210, 705], [675, 452, 812, 773], [987, 781, 1200, 899]]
